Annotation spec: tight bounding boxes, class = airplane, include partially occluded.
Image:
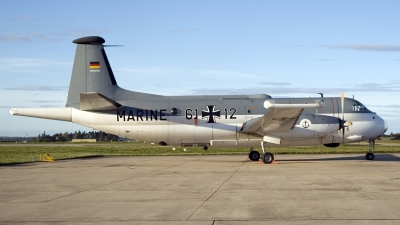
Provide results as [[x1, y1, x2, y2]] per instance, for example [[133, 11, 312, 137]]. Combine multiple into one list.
[[10, 36, 388, 164]]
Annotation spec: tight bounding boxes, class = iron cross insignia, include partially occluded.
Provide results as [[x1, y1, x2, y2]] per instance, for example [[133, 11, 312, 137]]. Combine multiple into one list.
[[202, 105, 220, 123]]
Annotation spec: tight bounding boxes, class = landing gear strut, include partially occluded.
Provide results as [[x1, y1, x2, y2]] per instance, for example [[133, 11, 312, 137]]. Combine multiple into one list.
[[366, 139, 375, 160]]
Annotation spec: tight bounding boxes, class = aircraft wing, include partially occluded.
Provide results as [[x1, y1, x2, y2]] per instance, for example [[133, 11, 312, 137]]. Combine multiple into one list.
[[241, 100, 324, 136], [80, 92, 122, 111], [241, 108, 303, 135]]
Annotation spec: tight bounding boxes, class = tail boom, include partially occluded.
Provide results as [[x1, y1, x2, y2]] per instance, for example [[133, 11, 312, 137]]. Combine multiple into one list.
[[10, 108, 72, 122]]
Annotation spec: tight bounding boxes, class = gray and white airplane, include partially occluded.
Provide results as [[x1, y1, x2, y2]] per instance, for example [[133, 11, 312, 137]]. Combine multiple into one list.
[[10, 36, 388, 163]]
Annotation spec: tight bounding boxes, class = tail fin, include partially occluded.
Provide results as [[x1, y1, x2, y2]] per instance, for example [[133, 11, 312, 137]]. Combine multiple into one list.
[[66, 36, 118, 109]]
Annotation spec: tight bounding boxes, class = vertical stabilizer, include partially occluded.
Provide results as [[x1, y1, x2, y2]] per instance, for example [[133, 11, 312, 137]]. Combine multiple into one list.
[[66, 36, 118, 109]]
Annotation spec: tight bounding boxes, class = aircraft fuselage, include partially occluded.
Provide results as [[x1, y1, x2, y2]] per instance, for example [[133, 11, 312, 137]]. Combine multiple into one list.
[[66, 93, 386, 147]]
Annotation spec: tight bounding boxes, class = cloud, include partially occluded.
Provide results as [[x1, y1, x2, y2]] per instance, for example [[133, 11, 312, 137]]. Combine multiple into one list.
[[320, 44, 400, 52], [116, 66, 263, 79], [0, 33, 61, 43], [0, 57, 51, 67], [385, 105, 400, 109], [0, 105, 33, 109], [31, 100, 63, 103], [52, 29, 107, 40], [191, 87, 342, 95], [368, 105, 400, 109], [199, 69, 261, 78], [355, 81, 400, 90], [0, 29, 105, 43], [0, 104, 61, 109], [261, 82, 291, 86], [0, 16, 40, 23], [378, 112, 400, 119], [3, 85, 68, 91], [0, 34, 31, 42], [0, 57, 70, 74], [190, 81, 400, 96], [39, 105, 63, 108]]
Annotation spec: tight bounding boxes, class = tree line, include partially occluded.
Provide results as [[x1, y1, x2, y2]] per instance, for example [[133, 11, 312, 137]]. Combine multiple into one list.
[[0, 131, 121, 142], [34, 131, 120, 142]]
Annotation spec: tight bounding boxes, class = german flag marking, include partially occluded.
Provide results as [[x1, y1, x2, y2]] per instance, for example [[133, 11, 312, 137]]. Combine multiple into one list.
[[90, 62, 100, 71]]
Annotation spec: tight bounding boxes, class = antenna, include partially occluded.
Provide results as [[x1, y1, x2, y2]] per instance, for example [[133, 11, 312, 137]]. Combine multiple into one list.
[[103, 45, 125, 47]]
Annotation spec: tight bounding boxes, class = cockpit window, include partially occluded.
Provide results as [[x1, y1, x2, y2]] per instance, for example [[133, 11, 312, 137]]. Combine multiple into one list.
[[352, 101, 370, 112]]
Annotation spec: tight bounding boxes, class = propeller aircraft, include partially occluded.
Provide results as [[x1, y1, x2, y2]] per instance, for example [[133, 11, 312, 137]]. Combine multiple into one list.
[[10, 36, 388, 163]]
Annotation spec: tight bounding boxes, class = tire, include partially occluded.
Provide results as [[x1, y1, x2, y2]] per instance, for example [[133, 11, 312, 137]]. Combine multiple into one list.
[[249, 151, 260, 161], [261, 152, 274, 164], [366, 153, 375, 160]]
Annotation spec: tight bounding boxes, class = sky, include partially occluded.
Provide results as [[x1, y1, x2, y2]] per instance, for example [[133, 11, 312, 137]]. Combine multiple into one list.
[[1, 0, 399, 137]]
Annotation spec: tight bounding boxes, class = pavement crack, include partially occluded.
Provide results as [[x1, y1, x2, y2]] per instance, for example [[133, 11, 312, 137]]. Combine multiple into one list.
[[41, 176, 135, 203], [42, 158, 199, 203], [328, 173, 400, 218], [186, 161, 245, 221]]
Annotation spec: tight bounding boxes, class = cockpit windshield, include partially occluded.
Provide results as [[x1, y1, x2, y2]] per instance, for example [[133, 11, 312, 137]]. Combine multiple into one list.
[[352, 101, 371, 113]]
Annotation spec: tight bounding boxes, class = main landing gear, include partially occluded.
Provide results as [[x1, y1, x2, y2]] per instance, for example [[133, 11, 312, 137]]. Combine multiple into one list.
[[248, 142, 275, 164], [366, 139, 375, 160]]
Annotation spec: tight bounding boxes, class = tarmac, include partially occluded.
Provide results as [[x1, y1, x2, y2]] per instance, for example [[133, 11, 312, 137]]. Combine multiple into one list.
[[1, 154, 400, 224]]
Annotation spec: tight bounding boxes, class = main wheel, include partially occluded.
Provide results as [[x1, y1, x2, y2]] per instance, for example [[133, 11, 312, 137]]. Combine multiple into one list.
[[248, 151, 260, 161], [366, 153, 375, 160], [261, 152, 274, 164]]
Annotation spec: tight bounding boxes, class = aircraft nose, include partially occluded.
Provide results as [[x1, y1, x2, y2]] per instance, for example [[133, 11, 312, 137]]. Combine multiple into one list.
[[375, 115, 387, 137], [384, 119, 388, 133]]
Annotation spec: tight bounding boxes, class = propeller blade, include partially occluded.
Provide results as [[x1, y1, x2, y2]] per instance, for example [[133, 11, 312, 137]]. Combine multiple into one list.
[[342, 124, 345, 145], [340, 92, 345, 145], [341, 92, 344, 120]]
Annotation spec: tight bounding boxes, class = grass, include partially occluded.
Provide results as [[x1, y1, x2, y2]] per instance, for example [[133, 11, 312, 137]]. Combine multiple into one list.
[[0, 140, 399, 164]]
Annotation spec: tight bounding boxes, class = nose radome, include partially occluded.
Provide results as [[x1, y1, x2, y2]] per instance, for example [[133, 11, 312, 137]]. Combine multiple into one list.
[[384, 120, 388, 133]]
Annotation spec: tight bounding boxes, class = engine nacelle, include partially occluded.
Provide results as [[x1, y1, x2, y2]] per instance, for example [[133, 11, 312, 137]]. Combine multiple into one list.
[[275, 114, 340, 138]]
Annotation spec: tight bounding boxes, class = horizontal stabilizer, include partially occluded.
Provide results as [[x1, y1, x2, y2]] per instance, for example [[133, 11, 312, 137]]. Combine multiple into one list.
[[80, 93, 122, 111]]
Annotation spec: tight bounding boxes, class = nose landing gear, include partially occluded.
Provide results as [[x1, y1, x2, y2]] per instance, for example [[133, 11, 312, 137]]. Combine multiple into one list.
[[366, 139, 375, 160]]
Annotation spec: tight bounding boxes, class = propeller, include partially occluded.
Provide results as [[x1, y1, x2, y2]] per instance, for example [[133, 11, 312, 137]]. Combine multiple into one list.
[[340, 92, 353, 145]]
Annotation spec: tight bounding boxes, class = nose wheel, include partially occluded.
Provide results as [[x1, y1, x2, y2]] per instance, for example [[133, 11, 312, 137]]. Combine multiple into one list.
[[366, 139, 375, 160], [366, 152, 375, 160]]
